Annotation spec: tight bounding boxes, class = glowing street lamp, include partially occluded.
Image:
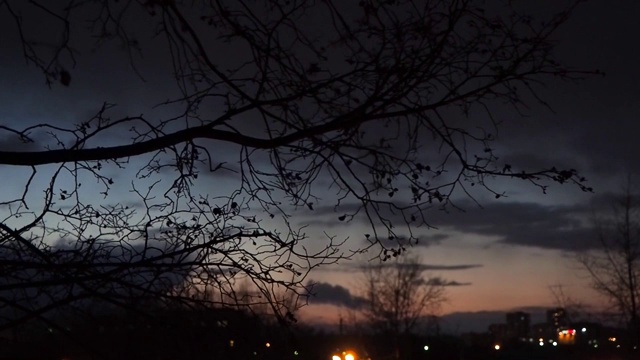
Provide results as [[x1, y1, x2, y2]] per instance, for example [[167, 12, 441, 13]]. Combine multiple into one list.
[[332, 350, 358, 360]]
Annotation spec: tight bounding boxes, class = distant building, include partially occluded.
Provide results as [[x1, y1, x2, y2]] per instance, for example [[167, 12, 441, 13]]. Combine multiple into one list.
[[547, 308, 567, 329], [506, 311, 530, 339], [570, 322, 622, 348], [531, 323, 551, 340]]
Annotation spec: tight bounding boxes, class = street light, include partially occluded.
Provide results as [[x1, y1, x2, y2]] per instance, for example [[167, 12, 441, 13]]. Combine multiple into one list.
[[332, 350, 358, 360]]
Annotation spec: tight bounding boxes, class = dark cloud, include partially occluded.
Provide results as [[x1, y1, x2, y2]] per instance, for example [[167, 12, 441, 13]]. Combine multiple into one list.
[[306, 281, 365, 309], [589, 191, 640, 209], [306, 276, 471, 312], [301, 196, 618, 252], [299, 205, 450, 246], [339, 261, 483, 273], [307, 184, 640, 254], [385, 234, 449, 248], [434, 191, 639, 251], [496, 1, 640, 181], [424, 200, 598, 252], [361, 263, 482, 272], [496, 152, 577, 178], [419, 233, 450, 245], [420, 264, 482, 271], [312, 261, 484, 277], [0, 133, 48, 152], [425, 277, 472, 287]]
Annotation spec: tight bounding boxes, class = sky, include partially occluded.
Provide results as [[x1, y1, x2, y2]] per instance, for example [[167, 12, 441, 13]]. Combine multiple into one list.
[[299, 1, 640, 331], [1, 1, 640, 334]]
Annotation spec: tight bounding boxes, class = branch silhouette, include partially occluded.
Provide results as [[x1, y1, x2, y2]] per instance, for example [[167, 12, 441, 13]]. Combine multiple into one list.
[[0, 1, 595, 348]]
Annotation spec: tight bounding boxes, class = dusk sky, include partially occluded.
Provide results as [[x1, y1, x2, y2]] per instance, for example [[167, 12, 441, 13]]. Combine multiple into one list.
[[1, 1, 639, 334]]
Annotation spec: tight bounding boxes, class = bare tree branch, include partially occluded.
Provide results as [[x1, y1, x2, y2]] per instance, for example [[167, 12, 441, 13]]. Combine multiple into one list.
[[0, 0, 595, 344]]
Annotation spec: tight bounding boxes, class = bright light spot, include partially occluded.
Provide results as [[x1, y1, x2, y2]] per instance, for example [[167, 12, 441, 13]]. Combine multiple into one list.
[[539, 341, 544, 347], [594, 344, 599, 348], [581, 327, 587, 333], [617, 345, 621, 348], [332, 356, 341, 360], [229, 340, 235, 347], [552, 342, 557, 347], [494, 345, 500, 350], [265, 342, 271, 348], [609, 337, 617, 342], [345, 353, 355, 360], [423, 345, 429, 351], [538, 338, 544, 342], [294, 351, 299, 356]]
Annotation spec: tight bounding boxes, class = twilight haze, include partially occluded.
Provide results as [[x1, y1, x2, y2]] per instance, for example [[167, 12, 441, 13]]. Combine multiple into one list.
[[0, 0, 639, 335]]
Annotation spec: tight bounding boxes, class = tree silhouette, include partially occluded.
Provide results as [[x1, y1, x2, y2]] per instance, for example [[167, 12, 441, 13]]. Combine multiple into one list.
[[0, 0, 592, 334], [577, 180, 640, 347], [358, 255, 446, 359]]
